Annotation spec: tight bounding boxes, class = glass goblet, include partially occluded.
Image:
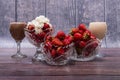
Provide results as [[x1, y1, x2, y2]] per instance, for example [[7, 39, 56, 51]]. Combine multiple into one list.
[[9, 22, 27, 58], [24, 27, 53, 62], [89, 22, 107, 58]]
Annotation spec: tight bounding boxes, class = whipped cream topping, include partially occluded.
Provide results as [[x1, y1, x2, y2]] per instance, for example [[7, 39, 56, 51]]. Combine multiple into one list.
[[27, 15, 52, 34]]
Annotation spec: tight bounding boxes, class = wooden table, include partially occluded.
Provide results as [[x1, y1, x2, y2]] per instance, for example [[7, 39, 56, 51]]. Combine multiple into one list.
[[0, 48, 120, 80]]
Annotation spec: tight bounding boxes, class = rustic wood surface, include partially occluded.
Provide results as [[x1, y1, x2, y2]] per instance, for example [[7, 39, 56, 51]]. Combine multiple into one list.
[[0, 0, 120, 48], [0, 48, 120, 80]]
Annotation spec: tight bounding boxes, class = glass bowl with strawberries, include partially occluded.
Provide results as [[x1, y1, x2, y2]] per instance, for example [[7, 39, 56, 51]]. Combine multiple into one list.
[[70, 24, 100, 61], [43, 31, 73, 65], [24, 15, 53, 62]]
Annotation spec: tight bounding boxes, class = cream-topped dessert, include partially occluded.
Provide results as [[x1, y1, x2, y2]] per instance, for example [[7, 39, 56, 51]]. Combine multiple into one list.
[[25, 15, 53, 46]]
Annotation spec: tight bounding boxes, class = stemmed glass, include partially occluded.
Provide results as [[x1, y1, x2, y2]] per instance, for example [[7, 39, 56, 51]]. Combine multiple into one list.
[[24, 25, 53, 62], [89, 22, 107, 58], [9, 22, 27, 58]]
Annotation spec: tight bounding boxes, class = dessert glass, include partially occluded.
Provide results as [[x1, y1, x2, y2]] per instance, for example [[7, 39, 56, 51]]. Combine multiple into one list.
[[71, 39, 100, 61]]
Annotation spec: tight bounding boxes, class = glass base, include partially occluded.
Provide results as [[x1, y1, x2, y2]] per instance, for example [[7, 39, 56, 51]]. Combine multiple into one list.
[[45, 60, 69, 66], [71, 55, 96, 61], [32, 53, 45, 62], [96, 54, 104, 58], [11, 53, 27, 59]]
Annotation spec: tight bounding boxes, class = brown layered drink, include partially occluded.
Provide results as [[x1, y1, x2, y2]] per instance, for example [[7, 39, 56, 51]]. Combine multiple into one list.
[[10, 22, 26, 41]]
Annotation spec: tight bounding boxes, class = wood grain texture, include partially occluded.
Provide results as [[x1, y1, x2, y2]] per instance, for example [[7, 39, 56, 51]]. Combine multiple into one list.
[[0, 48, 120, 77], [0, 48, 119, 80], [105, 0, 120, 47], [0, 76, 120, 80], [46, 0, 76, 33]]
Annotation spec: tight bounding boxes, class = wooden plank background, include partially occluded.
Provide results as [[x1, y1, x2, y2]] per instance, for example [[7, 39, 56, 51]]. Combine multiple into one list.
[[0, 0, 120, 48]]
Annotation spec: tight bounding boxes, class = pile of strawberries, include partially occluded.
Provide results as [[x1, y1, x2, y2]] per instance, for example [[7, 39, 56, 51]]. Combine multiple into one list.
[[70, 24, 99, 57], [44, 31, 73, 59], [27, 23, 52, 43]]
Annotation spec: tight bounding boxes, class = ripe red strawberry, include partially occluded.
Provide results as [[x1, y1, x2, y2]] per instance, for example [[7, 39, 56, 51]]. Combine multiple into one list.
[[52, 38, 63, 46], [79, 41, 86, 48], [63, 39, 71, 46], [43, 23, 50, 30], [79, 30, 84, 34], [65, 35, 73, 43], [57, 47, 65, 55], [90, 34, 96, 39], [37, 32, 46, 40], [28, 24, 35, 30], [83, 30, 91, 40], [45, 41, 52, 49], [51, 49, 56, 58], [46, 35, 53, 41], [84, 51, 90, 56], [73, 33, 82, 41], [78, 24, 86, 31], [70, 28, 79, 35], [56, 31, 66, 40]]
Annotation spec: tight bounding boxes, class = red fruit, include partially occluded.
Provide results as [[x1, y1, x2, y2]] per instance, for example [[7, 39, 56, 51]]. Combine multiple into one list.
[[37, 32, 46, 40], [79, 30, 84, 34], [63, 39, 70, 46], [28, 24, 35, 30], [43, 23, 50, 30], [83, 30, 91, 40], [56, 31, 66, 40], [57, 47, 65, 55], [78, 24, 86, 31], [84, 51, 90, 56], [52, 38, 63, 46], [45, 41, 52, 49], [71, 28, 79, 35], [79, 41, 86, 48], [46, 35, 53, 41], [90, 34, 96, 39], [65, 35, 73, 43], [51, 49, 56, 58], [74, 33, 82, 41]]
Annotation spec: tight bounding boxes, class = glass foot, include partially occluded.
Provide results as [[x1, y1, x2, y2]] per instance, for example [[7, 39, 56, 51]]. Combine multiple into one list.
[[96, 54, 104, 58], [32, 53, 45, 62], [11, 53, 27, 59]]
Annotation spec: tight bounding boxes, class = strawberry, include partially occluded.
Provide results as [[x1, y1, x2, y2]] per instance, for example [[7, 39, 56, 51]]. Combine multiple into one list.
[[70, 28, 79, 35], [79, 30, 84, 34], [28, 24, 35, 30], [56, 31, 66, 40], [83, 30, 91, 40], [90, 34, 96, 39], [84, 51, 90, 56], [42, 23, 50, 30], [51, 49, 56, 58], [52, 38, 63, 46], [45, 41, 52, 49], [73, 33, 82, 41], [46, 35, 53, 41], [78, 24, 86, 31], [79, 41, 86, 48], [65, 35, 73, 43], [63, 39, 71, 46], [57, 47, 65, 55], [37, 32, 46, 41]]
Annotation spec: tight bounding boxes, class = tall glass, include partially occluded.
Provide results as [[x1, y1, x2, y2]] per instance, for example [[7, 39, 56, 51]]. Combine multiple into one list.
[[9, 22, 27, 58], [89, 22, 107, 58]]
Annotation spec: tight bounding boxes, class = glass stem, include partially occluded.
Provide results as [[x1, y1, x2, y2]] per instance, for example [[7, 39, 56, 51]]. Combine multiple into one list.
[[36, 44, 43, 54], [16, 41, 21, 54]]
